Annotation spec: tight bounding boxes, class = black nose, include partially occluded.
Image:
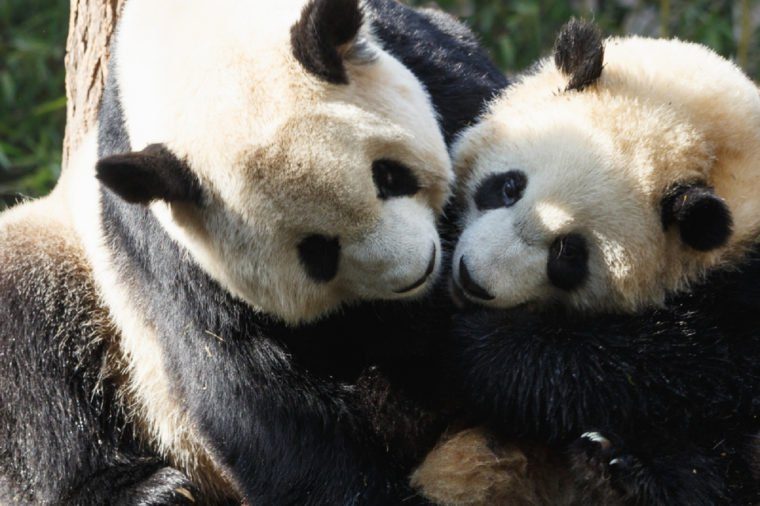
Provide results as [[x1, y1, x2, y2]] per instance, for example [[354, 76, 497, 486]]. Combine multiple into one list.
[[458, 257, 495, 301]]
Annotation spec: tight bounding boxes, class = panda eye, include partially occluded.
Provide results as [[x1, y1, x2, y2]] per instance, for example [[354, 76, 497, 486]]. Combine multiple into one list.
[[372, 160, 420, 200], [547, 233, 589, 291], [474, 170, 527, 211]]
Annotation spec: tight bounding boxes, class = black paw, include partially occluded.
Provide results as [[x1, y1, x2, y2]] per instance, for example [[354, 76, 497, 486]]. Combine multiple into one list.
[[570, 432, 641, 498], [116, 466, 198, 506]]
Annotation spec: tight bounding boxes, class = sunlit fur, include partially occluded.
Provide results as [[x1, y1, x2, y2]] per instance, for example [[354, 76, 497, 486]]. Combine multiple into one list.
[[452, 36, 760, 313], [115, 0, 451, 324], [414, 33, 760, 506], [3, 0, 508, 502], [60, 0, 452, 497]]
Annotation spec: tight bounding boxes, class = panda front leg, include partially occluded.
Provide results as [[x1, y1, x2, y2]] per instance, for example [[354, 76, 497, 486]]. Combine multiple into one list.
[[570, 432, 728, 506], [65, 461, 197, 506], [157, 322, 424, 506]]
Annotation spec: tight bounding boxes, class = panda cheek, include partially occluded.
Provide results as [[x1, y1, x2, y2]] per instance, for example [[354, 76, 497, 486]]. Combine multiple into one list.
[[297, 235, 341, 283]]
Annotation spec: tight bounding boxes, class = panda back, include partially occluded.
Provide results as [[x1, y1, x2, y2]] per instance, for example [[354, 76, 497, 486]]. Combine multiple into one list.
[[364, 0, 509, 145]]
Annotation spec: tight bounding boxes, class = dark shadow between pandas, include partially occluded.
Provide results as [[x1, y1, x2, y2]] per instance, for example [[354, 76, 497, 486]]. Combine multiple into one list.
[[0, 0, 507, 504], [412, 20, 760, 506]]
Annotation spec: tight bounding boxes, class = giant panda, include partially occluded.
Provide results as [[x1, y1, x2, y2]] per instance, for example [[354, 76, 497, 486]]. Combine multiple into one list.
[[412, 20, 760, 506], [0, 0, 506, 504]]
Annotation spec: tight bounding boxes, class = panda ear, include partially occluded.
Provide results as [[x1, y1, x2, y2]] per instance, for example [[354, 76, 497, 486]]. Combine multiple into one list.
[[291, 0, 366, 85], [96, 144, 202, 205], [554, 19, 605, 92], [661, 183, 733, 252]]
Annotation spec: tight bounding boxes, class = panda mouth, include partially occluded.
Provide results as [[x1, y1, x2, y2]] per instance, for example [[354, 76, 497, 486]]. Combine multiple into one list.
[[394, 245, 437, 294], [457, 257, 495, 301]]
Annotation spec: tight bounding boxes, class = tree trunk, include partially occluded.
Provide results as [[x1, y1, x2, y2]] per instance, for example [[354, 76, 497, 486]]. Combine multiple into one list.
[[62, 0, 125, 169]]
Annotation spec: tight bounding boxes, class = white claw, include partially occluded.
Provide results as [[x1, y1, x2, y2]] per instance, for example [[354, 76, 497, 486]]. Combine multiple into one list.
[[581, 432, 612, 450]]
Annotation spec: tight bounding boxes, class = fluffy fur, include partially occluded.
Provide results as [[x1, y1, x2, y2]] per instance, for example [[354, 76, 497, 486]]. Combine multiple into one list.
[[415, 20, 760, 506], [0, 0, 506, 503], [452, 24, 760, 314]]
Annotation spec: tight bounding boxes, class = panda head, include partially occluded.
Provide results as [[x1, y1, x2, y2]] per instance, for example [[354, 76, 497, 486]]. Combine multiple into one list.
[[95, 0, 452, 324], [451, 20, 760, 313]]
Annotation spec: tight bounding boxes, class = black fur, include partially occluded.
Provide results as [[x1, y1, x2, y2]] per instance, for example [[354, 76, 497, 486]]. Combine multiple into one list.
[[100, 186, 456, 504], [291, 0, 364, 85], [661, 183, 733, 252], [474, 171, 527, 211], [298, 234, 341, 283], [554, 19, 605, 92], [0, 62, 203, 504], [372, 160, 420, 200], [448, 244, 760, 504], [88, 3, 500, 501], [95, 60, 426, 503], [96, 144, 202, 205], [364, 0, 509, 145], [0, 228, 197, 505], [0, 1, 507, 502]]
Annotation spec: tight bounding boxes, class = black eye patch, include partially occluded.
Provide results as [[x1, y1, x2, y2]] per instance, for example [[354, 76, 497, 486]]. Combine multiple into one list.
[[474, 170, 527, 211], [547, 233, 589, 291], [372, 160, 420, 200], [298, 235, 341, 283]]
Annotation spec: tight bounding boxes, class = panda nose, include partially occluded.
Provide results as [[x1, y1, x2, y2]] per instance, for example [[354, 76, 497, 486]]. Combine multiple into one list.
[[458, 257, 495, 301]]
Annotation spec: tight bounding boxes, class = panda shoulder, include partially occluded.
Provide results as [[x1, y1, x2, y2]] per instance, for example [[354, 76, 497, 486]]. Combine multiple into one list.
[[0, 193, 97, 327], [414, 7, 481, 47]]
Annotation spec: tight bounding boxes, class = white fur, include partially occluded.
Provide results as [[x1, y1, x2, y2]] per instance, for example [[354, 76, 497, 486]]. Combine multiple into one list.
[[453, 36, 760, 313], [54, 0, 453, 496], [114, 0, 452, 323], [61, 132, 231, 496]]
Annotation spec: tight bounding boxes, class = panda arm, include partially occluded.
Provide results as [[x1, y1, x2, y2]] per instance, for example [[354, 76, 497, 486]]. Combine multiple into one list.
[[155, 315, 419, 505], [449, 247, 760, 440], [99, 204, 419, 505], [0, 213, 196, 505], [446, 253, 760, 504], [571, 437, 732, 506]]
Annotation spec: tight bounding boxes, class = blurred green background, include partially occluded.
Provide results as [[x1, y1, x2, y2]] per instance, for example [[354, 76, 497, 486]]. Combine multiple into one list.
[[1, 0, 758, 209]]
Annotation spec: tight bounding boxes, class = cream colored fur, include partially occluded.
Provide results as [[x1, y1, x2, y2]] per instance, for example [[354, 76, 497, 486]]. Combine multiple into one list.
[[453, 36, 760, 313], [50, 0, 453, 499], [412, 428, 583, 506], [116, 0, 452, 324], [415, 36, 760, 506], [61, 132, 234, 499], [0, 176, 228, 499]]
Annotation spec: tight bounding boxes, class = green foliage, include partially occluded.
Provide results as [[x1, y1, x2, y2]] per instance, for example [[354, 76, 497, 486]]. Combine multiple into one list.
[[410, 0, 757, 80], [0, 0, 68, 208], [0, 0, 756, 209]]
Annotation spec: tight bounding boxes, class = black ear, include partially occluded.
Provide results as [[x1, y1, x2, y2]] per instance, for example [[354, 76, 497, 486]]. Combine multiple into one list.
[[290, 0, 364, 85], [661, 183, 733, 251], [554, 19, 605, 92], [96, 144, 202, 205]]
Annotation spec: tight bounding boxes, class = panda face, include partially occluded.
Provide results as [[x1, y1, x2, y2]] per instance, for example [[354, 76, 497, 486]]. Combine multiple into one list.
[[450, 23, 760, 315], [451, 111, 666, 313], [100, 0, 451, 324]]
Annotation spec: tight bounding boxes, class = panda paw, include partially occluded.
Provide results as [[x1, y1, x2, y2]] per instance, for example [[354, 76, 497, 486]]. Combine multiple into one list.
[[118, 466, 198, 506], [569, 432, 641, 499]]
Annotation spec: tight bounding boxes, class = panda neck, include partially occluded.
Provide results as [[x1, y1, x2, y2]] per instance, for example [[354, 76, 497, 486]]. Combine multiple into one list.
[[96, 69, 291, 346], [101, 189, 292, 344]]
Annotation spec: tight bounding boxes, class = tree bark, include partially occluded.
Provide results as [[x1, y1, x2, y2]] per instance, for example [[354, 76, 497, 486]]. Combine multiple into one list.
[[62, 0, 125, 170]]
